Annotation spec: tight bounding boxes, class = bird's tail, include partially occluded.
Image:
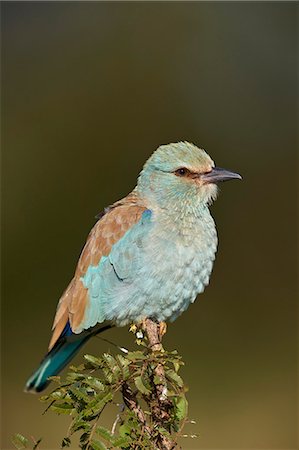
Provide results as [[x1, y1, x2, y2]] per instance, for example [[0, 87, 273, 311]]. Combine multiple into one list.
[[25, 323, 112, 393]]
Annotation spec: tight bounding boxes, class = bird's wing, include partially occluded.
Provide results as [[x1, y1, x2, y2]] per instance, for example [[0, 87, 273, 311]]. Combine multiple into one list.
[[49, 192, 148, 350]]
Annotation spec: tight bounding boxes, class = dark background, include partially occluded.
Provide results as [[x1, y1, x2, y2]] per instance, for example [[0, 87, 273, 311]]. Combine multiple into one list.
[[1, 2, 298, 449]]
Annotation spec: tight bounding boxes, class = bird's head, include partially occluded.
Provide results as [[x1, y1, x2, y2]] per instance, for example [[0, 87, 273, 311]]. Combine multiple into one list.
[[137, 141, 241, 213]]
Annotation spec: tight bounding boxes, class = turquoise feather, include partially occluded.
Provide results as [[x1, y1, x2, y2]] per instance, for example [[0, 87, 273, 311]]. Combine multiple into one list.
[[25, 324, 111, 392]]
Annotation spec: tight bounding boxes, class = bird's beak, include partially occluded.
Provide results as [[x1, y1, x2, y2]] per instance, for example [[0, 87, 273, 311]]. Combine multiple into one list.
[[201, 167, 242, 184]]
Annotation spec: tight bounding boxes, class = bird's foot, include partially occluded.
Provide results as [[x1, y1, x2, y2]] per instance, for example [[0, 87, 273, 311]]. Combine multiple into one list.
[[131, 319, 167, 349], [129, 322, 145, 344], [158, 321, 167, 339], [129, 324, 137, 333]]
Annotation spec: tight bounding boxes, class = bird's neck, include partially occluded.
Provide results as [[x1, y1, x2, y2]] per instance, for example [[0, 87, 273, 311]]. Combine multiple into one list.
[[143, 193, 216, 243]]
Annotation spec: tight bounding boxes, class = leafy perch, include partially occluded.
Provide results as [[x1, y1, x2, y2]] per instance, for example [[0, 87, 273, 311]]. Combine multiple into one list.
[[14, 320, 197, 450]]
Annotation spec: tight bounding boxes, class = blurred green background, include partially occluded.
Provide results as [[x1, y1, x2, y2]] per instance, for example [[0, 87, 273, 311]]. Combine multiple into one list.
[[1, 2, 297, 449]]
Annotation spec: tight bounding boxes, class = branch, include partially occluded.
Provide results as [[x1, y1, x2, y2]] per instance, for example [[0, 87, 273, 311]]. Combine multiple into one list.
[[143, 318, 177, 450], [121, 382, 152, 436]]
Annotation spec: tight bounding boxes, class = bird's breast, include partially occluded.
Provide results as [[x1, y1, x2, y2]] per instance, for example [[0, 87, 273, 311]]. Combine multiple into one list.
[[134, 209, 218, 322], [95, 208, 218, 327]]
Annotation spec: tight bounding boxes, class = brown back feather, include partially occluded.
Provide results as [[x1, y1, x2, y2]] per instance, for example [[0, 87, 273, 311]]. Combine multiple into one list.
[[49, 192, 147, 350]]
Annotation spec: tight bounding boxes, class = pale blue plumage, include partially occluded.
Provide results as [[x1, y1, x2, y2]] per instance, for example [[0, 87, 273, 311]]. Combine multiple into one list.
[[25, 142, 241, 392], [80, 201, 217, 331]]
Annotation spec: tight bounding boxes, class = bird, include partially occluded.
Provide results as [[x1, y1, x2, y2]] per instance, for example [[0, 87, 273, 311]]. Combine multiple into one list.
[[25, 141, 241, 393]]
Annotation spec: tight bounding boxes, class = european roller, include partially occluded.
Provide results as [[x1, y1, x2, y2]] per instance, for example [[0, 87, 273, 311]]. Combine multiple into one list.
[[25, 142, 241, 392]]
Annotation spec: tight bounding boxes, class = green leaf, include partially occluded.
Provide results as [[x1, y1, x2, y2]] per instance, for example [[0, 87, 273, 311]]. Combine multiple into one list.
[[69, 364, 85, 372], [48, 375, 61, 384], [116, 355, 131, 380], [102, 353, 121, 382], [173, 395, 188, 421], [112, 436, 130, 447], [119, 422, 132, 438], [70, 418, 92, 433], [66, 372, 86, 383], [165, 369, 184, 388], [102, 353, 117, 370], [134, 375, 151, 395], [84, 354, 102, 367], [51, 402, 75, 415], [126, 351, 147, 361], [84, 392, 113, 416], [84, 376, 105, 392], [61, 437, 71, 447], [116, 354, 130, 367], [172, 360, 181, 373], [41, 387, 69, 404], [50, 390, 66, 400], [68, 386, 91, 403], [95, 426, 113, 443], [11, 434, 28, 449], [102, 367, 114, 384], [89, 438, 107, 450], [80, 432, 90, 444]]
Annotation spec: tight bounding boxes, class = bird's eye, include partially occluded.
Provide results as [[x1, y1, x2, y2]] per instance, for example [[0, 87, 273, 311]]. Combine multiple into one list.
[[175, 168, 189, 176]]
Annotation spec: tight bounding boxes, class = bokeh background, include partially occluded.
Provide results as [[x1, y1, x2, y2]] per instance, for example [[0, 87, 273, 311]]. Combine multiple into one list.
[[1, 2, 298, 449]]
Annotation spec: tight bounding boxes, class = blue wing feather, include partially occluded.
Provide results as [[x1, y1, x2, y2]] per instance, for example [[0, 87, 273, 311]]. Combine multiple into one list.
[[79, 210, 153, 331]]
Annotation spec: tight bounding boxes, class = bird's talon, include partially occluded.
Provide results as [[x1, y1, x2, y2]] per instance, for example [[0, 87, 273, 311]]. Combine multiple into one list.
[[129, 324, 137, 333], [159, 322, 167, 338]]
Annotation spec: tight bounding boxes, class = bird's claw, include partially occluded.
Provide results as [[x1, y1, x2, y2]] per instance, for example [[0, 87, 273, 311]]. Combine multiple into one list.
[[159, 322, 167, 339]]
